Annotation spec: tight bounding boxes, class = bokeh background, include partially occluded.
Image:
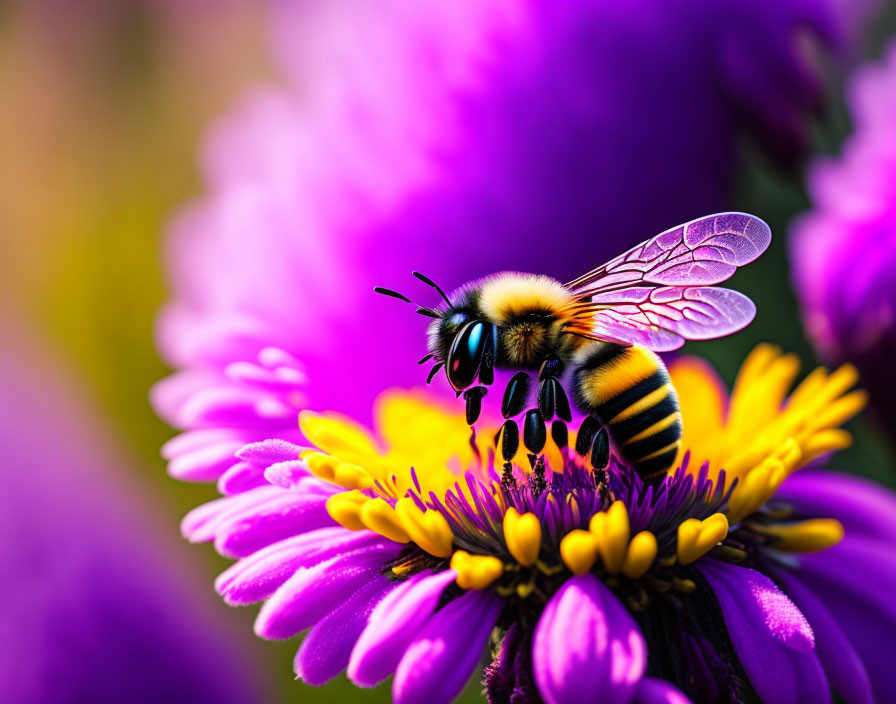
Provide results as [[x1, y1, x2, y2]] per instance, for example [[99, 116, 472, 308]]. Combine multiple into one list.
[[2, 2, 896, 703]]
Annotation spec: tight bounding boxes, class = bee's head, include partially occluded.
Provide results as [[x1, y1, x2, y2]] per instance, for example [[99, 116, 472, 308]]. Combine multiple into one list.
[[430, 313, 498, 392], [375, 272, 496, 392]]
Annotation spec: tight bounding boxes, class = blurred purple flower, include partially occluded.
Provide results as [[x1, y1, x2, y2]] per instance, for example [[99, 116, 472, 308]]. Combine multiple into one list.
[[0, 319, 268, 704], [155, 0, 856, 443], [791, 41, 896, 435]]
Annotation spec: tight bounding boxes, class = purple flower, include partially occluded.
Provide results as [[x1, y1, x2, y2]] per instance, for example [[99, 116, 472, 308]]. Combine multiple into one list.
[[169, 344, 895, 703], [0, 320, 268, 704], [156, 0, 854, 443], [791, 41, 896, 436]]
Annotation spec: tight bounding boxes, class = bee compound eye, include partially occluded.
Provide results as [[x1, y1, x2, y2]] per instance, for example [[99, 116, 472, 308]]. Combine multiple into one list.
[[446, 321, 492, 392]]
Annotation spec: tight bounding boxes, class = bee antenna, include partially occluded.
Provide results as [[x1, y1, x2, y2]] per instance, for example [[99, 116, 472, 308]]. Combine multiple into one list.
[[374, 287, 412, 303], [415, 307, 442, 319], [412, 271, 450, 305], [426, 361, 444, 384]]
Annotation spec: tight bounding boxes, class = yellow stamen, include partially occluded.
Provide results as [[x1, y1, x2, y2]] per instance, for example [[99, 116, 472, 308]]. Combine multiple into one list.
[[677, 513, 729, 565], [298, 410, 380, 466], [395, 498, 454, 558], [503, 508, 543, 567], [590, 500, 630, 573], [671, 346, 865, 499], [334, 463, 375, 490], [800, 429, 853, 464], [753, 518, 844, 553], [305, 452, 341, 483], [359, 498, 410, 544], [622, 531, 658, 578], [325, 490, 369, 531], [559, 530, 598, 575], [450, 550, 504, 590]]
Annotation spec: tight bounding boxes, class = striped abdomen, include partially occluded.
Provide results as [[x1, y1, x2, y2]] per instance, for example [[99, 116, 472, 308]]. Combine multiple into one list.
[[572, 343, 682, 480]]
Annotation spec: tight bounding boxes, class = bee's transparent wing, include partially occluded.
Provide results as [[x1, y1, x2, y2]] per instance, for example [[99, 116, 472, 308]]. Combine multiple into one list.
[[563, 213, 770, 351], [567, 212, 770, 293]]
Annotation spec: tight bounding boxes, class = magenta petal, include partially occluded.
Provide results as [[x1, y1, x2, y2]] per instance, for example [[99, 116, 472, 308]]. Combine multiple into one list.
[[264, 459, 311, 488], [217, 461, 267, 495], [634, 677, 694, 704], [392, 589, 503, 704], [181, 485, 283, 543], [254, 541, 403, 640], [776, 571, 874, 704], [349, 569, 458, 687], [167, 439, 242, 481], [236, 438, 304, 465], [295, 577, 396, 686], [216, 528, 384, 605], [532, 573, 646, 704], [700, 561, 829, 704], [213, 488, 335, 558]]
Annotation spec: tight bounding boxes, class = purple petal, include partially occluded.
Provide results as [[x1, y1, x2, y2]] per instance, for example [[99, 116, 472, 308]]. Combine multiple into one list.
[[212, 487, 336, 558], [181, 485, 284, 543], [796, 535, 896, 624], [777, 469, 896, 543], [789, 538, 896, 704], [264, 459, 311, 488], [236, 438, 304, 465], [215, 528, 384, 605], [532, 574, 646, 704], [393, 589, 503, 704], [776, 571, 874, 704], [254, 541, 402, 640], [349, 569, 458, 687], [167, 438, 242, 481], [634, 677, 694, 704], [700, 561, 829, 704], [217, 461, 267, 495], [295, 577, 396, 685]]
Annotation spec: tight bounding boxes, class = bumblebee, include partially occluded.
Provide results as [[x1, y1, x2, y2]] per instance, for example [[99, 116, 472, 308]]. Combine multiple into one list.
[[377, 213, 770, 483]]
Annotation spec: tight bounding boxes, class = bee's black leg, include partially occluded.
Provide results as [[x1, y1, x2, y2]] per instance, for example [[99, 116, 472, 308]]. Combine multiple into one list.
[[501, 372, 530, 419], [499, 419, 520, 489], [591, 426, 610, 469], [536, 357, 570, 423], [551, 419, 568, 449], [575, 416, 602, 457], [463, 386, 487, 425], [500, 419, 520, 460], [523, 409, 546, 454]]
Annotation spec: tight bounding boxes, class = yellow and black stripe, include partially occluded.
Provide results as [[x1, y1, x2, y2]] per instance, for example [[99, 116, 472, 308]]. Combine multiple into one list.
[[572, 343, 682, 480]]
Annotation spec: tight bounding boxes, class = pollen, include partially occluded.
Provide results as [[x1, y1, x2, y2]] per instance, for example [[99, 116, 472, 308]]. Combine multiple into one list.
[[751, 518, 844, 553], [450, 550, 505, 590], [326, 490, 369, 531], [621, 531, 658, 579], [503, 508, 542, 567], [395, 498, 454, 558], [360, 498, 411, 544], [560, 530, 598, 575], [676, 513, 729, 565], [590, 501, 631, 574]]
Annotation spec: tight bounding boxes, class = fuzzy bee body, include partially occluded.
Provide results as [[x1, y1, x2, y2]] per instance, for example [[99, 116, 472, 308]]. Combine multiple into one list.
[[571, 342, 682, 480], [378, 213, 771, 484], [428, 273, 682, 479]]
